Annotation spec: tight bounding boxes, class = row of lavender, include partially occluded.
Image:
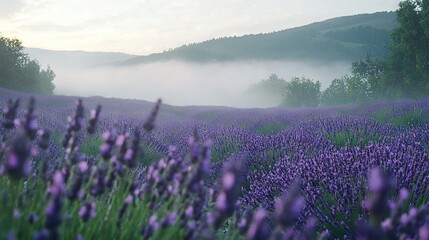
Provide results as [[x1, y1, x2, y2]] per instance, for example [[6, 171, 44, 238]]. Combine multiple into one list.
[[0, 87, 429, 239]]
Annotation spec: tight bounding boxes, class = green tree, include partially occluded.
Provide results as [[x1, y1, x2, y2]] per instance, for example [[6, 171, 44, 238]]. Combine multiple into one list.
[[321, 75, 371, 106], [283, 77, 321, 107], [321, 77, 350, 105], [388, 0, 429, 97], [351, 56, 387, 99], [0, 34, 55, 94]]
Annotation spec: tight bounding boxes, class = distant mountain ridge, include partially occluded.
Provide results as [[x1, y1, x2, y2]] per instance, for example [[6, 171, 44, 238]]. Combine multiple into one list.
[[24, 48, 136, 68], [120, 11, 398, 65]]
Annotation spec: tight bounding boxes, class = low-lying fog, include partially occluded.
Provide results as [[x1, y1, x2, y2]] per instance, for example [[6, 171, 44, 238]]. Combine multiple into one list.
[[50, 60, 350, 108]]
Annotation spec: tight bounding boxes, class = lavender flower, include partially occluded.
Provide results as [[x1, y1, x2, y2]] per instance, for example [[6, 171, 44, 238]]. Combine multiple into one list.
[[28, 213, 39, 223], [211, 157, 243, 228], [100, 128, 117, 160], [13, 209, 20, 219], [143, 99, 161, 131], [34, 229, 49, 240], [5, 134, 32, 179], [247, 208, 270, 240], [364, 168, 395, 220], [274, 180, 305, 228], [87, 105, 101, 134], [45, 171, 65, 240], [70, 99, 84, 132], [420, 219, 429, 240], [118, 194, 133, 225], [2, 98, 19, 129], [91, 165, 108, 196], [23, 97, 38, 140], [37, 129, 51, 150], [78, 201, 96, 222], [124, 128, 140, 168]]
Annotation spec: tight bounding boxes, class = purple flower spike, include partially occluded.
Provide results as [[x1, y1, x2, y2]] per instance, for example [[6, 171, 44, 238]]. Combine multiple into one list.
[[274, 180, 305, 228], [365, 168, 395, 219], [28, 213, 39, 223], [34, 229, 49, 240], [87, 105, 101, 134], [37, 129, 51, 150], [247, 208, 270, 240], [420, 220, 429, 240], [79, 201, 96, 222], [23, 97, 38, 140], [2, 98, 20, 129], [143, 99, 161, 132], [5, 134, 32, 179]]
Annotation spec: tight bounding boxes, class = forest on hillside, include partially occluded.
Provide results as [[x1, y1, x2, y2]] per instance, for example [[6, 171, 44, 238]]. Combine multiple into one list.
[[249, 1, 429, 107]]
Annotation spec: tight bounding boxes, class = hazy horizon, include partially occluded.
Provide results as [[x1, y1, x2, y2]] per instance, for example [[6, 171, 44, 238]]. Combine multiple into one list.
[[1, 0, 400, 55], [2, 1, 400, 108], [44, 60, 349, 108]]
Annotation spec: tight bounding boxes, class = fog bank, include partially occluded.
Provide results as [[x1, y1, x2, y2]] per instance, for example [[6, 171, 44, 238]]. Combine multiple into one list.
[[51, 60, 350, 108]]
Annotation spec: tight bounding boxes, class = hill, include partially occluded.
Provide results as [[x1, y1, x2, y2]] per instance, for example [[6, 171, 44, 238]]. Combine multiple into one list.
[[24, 48, 136, 68], [121, 11, 397, 65]]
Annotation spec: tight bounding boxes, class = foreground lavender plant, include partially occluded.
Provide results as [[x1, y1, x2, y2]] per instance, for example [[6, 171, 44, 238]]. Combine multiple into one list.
[[43, 171, 65, 240], [1, 99, 19, 129], [23, 97, 38, 140], [0, 92, 429, 239], [5, 134, 32, 179]]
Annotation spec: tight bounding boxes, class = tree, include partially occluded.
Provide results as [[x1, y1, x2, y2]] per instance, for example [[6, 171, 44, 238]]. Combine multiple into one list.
[[388, 0, 429, 97], [0, 34, 55, 94], [282, 77, 321, 107], [321, 77, 350, 105], [321, 75, 371, 106], [351, 56, 387, 99]]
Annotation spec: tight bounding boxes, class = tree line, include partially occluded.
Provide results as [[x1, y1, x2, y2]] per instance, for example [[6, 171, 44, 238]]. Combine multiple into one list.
[[0, 34, 55, 94], [252, 0, 429, 107]]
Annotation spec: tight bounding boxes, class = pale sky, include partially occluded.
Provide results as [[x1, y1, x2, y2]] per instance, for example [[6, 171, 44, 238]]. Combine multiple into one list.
[[0, 0, 401, 55]]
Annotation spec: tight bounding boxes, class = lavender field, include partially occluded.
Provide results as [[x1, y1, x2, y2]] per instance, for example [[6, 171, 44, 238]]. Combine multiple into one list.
[[1, 87, 429, 240]]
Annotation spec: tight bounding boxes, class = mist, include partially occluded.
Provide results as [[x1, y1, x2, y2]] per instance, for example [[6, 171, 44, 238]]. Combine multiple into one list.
[[50, 60, 351, 108]]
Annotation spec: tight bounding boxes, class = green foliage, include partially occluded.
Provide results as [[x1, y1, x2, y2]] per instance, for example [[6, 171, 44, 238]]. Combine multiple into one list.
[[283, 76, 321, 107], [351, 56, 387, 98], [387, 0, 429, 97], [371, 108, 392, 123], [0, 34, 55, 94], [388, 108, 427, 127], [211, 139, 240, 163], [80, 138, 103, 156], [0, 177, 48, 239], [322, 75, 366, 105], [326, 130, 381, 147], [139, 142, 166, 166], [256, 121, 287, 135], [323, 1, 429, 105], [324, 25, 392, 46], [322, 57, 387, 106]]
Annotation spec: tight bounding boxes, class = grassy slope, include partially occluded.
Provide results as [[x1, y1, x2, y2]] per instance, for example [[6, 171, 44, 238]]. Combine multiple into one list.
[[121, 12, 397, 65]]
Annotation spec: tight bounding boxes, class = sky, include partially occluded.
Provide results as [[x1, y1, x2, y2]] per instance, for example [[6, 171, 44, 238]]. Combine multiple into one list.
[[0, 0, 401, 55]]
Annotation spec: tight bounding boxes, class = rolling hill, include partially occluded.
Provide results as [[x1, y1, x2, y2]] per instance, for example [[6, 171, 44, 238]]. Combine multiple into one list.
[[24, 48, 136, 68], [121, 11, 398, 65]]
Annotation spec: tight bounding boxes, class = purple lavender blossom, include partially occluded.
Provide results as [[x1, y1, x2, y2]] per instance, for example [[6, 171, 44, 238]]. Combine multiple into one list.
[[78, 201, 96, 222], [23, 97, 38, 140], [87, 105, 101, 134], [37, 129, 51, 150], [5, 134, 32, 179], [1, 98, 19, 129], [143, 99, 161, 131], [247, 208, 270, 240]]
